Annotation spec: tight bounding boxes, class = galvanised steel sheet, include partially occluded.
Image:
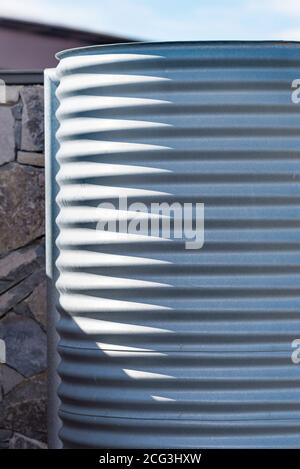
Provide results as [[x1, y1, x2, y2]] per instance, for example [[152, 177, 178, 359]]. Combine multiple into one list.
[[47, 42, 300, 448]]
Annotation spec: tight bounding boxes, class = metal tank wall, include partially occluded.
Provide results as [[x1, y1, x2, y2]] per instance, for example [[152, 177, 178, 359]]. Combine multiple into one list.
[[46, 42, 300, 448]]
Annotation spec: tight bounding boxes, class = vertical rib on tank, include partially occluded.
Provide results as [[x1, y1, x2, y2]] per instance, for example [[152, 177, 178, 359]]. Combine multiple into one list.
[[52, 42, 300, 448]]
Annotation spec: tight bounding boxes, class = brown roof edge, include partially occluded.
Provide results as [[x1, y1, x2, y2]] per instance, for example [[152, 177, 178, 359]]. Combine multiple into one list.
[[0, 16, 136, 43]]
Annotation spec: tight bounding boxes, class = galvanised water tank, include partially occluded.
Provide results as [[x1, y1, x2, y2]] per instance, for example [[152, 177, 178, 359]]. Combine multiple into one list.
[[46, 42, 300, 448]]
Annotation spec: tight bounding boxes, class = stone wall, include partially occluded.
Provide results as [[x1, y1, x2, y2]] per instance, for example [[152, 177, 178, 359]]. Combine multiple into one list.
[[0, 85, 47, 449]]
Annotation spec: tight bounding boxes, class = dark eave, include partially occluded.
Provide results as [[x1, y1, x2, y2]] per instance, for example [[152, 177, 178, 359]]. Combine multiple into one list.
[[0, 16, 135, 44]]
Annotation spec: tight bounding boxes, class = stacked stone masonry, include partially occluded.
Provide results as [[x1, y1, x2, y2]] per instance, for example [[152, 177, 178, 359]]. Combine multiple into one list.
[[0, 85, 46, 449]]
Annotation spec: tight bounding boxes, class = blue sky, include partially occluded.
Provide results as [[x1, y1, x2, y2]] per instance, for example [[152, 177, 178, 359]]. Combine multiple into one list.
[[1, 0, 300, 41]]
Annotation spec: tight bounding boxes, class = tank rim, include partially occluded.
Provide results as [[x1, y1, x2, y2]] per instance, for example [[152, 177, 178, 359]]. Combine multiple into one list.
[[56, 40, 300, 60]]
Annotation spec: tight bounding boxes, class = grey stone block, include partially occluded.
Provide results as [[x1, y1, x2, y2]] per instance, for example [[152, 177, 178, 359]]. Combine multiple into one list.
[[14, 119, 22, 150], [17, 151, 44, 167], [24, 275, 46, 329], [0, 269, 44, 318], [20, 86, 44, 152], [0, 372, 47, 442], [0, 429, 12, 449], [0, 314, 46, 377], [4, 86, 22, 104], [0, 107, 15, 166], [9, 432, 47, 449], [11, 101, 23, 120], [0, 364, 23, 397], [0, 163, 45, 255], [0, 241, 44, 296]]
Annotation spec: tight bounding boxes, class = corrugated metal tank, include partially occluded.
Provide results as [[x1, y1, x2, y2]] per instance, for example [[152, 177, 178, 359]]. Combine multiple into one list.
[[46, 42, 300, 448]]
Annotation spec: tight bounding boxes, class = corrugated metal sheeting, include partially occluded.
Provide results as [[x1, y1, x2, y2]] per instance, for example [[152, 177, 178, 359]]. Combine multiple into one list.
[[48, 42, 300, 448]]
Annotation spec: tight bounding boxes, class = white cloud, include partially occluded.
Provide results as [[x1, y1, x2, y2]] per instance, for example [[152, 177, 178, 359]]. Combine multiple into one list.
[[279, 28, 300, 40], [268, 0, 300, 17]]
